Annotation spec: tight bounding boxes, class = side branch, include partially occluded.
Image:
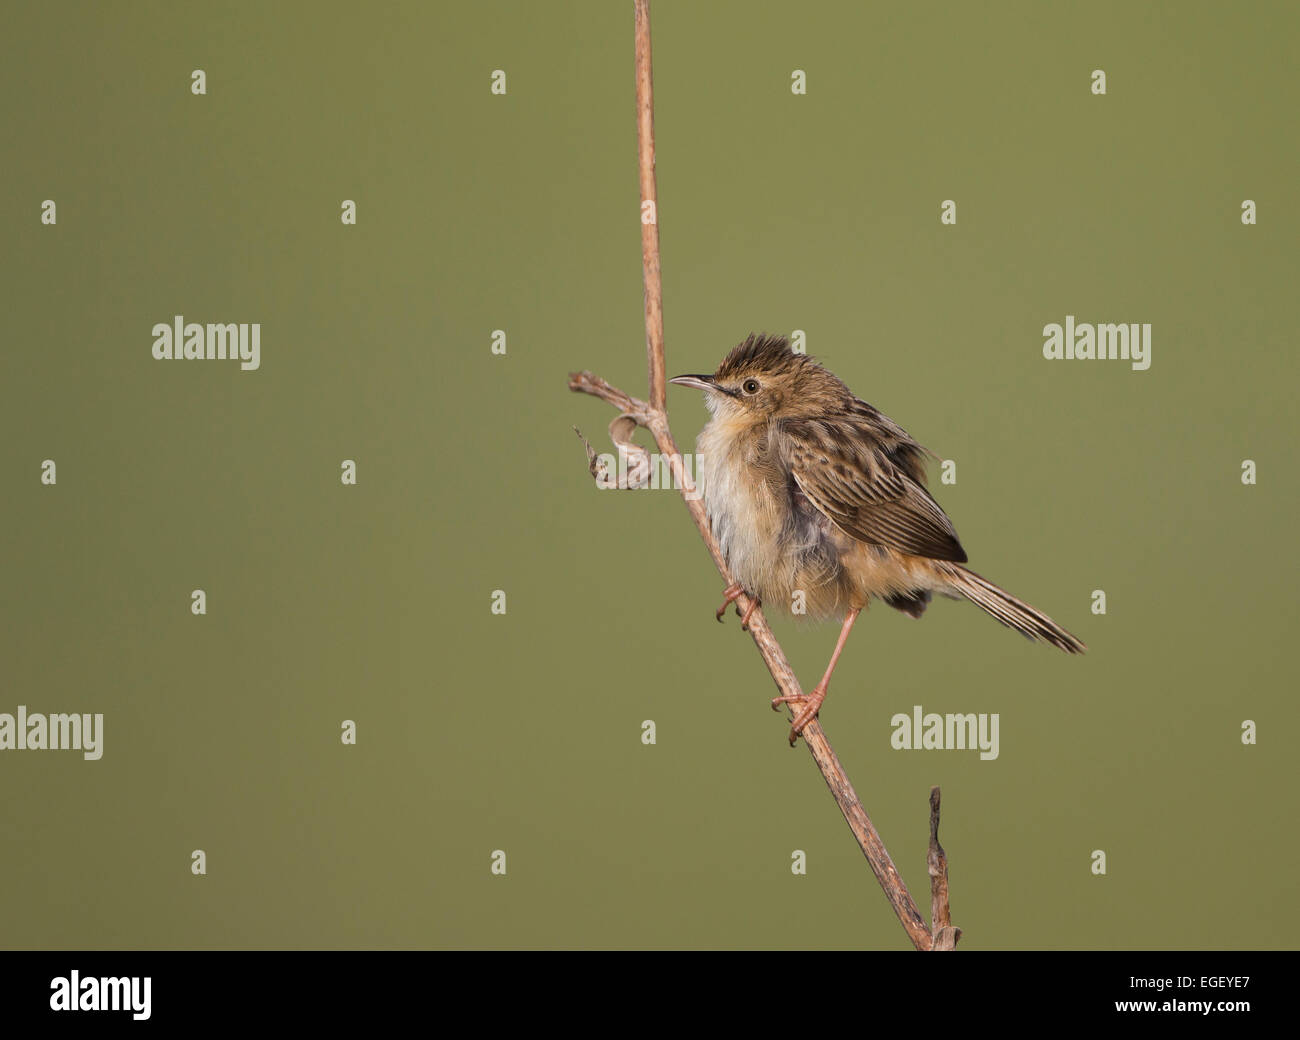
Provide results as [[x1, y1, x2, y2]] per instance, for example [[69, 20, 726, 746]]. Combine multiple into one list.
[[927, 786, 961, 950]]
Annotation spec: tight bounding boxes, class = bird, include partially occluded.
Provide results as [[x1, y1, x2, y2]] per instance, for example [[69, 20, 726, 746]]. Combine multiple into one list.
[[670, 333, 1085, 745]]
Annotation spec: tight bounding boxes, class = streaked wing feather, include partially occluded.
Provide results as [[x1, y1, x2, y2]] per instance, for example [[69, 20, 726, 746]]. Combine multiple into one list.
[[782, 415, 968, 563]]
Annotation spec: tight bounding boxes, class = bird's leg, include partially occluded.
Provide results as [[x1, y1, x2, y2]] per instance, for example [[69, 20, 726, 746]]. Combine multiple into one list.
[[772, 607, 861, 745], [738, 595, 760, 631], [715, 582, 746, 622]]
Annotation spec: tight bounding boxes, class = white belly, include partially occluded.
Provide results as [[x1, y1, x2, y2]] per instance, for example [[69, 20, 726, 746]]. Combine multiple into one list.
[[696, 423, 839, 612]]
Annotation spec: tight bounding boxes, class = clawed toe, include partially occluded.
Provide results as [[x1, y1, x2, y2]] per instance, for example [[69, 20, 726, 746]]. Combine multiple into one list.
[[771, 686, 828, 745], [715, 582, 745, 622], [715, 583, 759, 628]]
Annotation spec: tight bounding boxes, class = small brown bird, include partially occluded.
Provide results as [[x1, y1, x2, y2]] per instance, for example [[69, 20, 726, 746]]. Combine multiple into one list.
[[671, 333, 1084, 744]]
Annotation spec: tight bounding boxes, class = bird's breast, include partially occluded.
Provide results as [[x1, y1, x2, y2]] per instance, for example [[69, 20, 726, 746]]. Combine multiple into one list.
[[697, 421, 847, 617]]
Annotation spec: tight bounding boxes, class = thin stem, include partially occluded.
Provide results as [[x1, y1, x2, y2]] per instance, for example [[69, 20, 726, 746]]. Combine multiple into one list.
[[567, 0, 956, 952], [634, 0, 667, 413], [928, 787, 961, 950]]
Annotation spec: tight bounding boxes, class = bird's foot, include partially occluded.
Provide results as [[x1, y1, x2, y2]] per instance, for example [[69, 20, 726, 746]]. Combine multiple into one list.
[[771, 685, 828, 746], [715, 584, 760, 630], [715, 583, 744, 621]]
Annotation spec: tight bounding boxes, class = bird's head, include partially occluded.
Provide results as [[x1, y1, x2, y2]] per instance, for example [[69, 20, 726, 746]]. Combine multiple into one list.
[[670, 333, 848, 424]]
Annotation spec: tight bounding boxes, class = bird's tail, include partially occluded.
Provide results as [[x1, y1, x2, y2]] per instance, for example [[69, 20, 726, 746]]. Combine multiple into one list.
[[939, 564, 1086, 654]]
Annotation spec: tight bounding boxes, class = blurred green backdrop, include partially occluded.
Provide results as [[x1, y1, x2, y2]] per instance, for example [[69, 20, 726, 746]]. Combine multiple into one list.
[[2, 0, 1296, 949]]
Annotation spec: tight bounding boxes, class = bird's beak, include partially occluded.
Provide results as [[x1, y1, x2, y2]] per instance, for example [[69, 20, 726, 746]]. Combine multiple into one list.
[[669, 374, 717, 393]]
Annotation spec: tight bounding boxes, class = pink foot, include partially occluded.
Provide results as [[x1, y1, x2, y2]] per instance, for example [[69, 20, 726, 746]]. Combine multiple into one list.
[[771, 685, 828, 746]]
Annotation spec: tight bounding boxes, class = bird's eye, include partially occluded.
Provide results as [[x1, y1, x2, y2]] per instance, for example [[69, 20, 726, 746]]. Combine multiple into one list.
[[742, 379, 761, 395]]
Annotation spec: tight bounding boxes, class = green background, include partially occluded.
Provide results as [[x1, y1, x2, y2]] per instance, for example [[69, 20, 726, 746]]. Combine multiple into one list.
[[2, 0, 1296, 949]]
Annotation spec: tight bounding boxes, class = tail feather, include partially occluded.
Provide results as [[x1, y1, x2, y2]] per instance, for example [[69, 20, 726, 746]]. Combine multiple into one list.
[[941, 565, 1086, 654]]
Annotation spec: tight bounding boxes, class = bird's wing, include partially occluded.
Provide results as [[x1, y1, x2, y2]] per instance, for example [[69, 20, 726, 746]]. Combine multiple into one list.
[[842, 396, 936, 486], [779, 414, 968, 563]]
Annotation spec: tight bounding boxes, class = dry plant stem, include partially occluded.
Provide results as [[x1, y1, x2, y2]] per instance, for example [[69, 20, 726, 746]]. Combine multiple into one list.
[[635, 0, 666, 413], [928, 787, 961, 950], [567, 0, 950, 952]]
